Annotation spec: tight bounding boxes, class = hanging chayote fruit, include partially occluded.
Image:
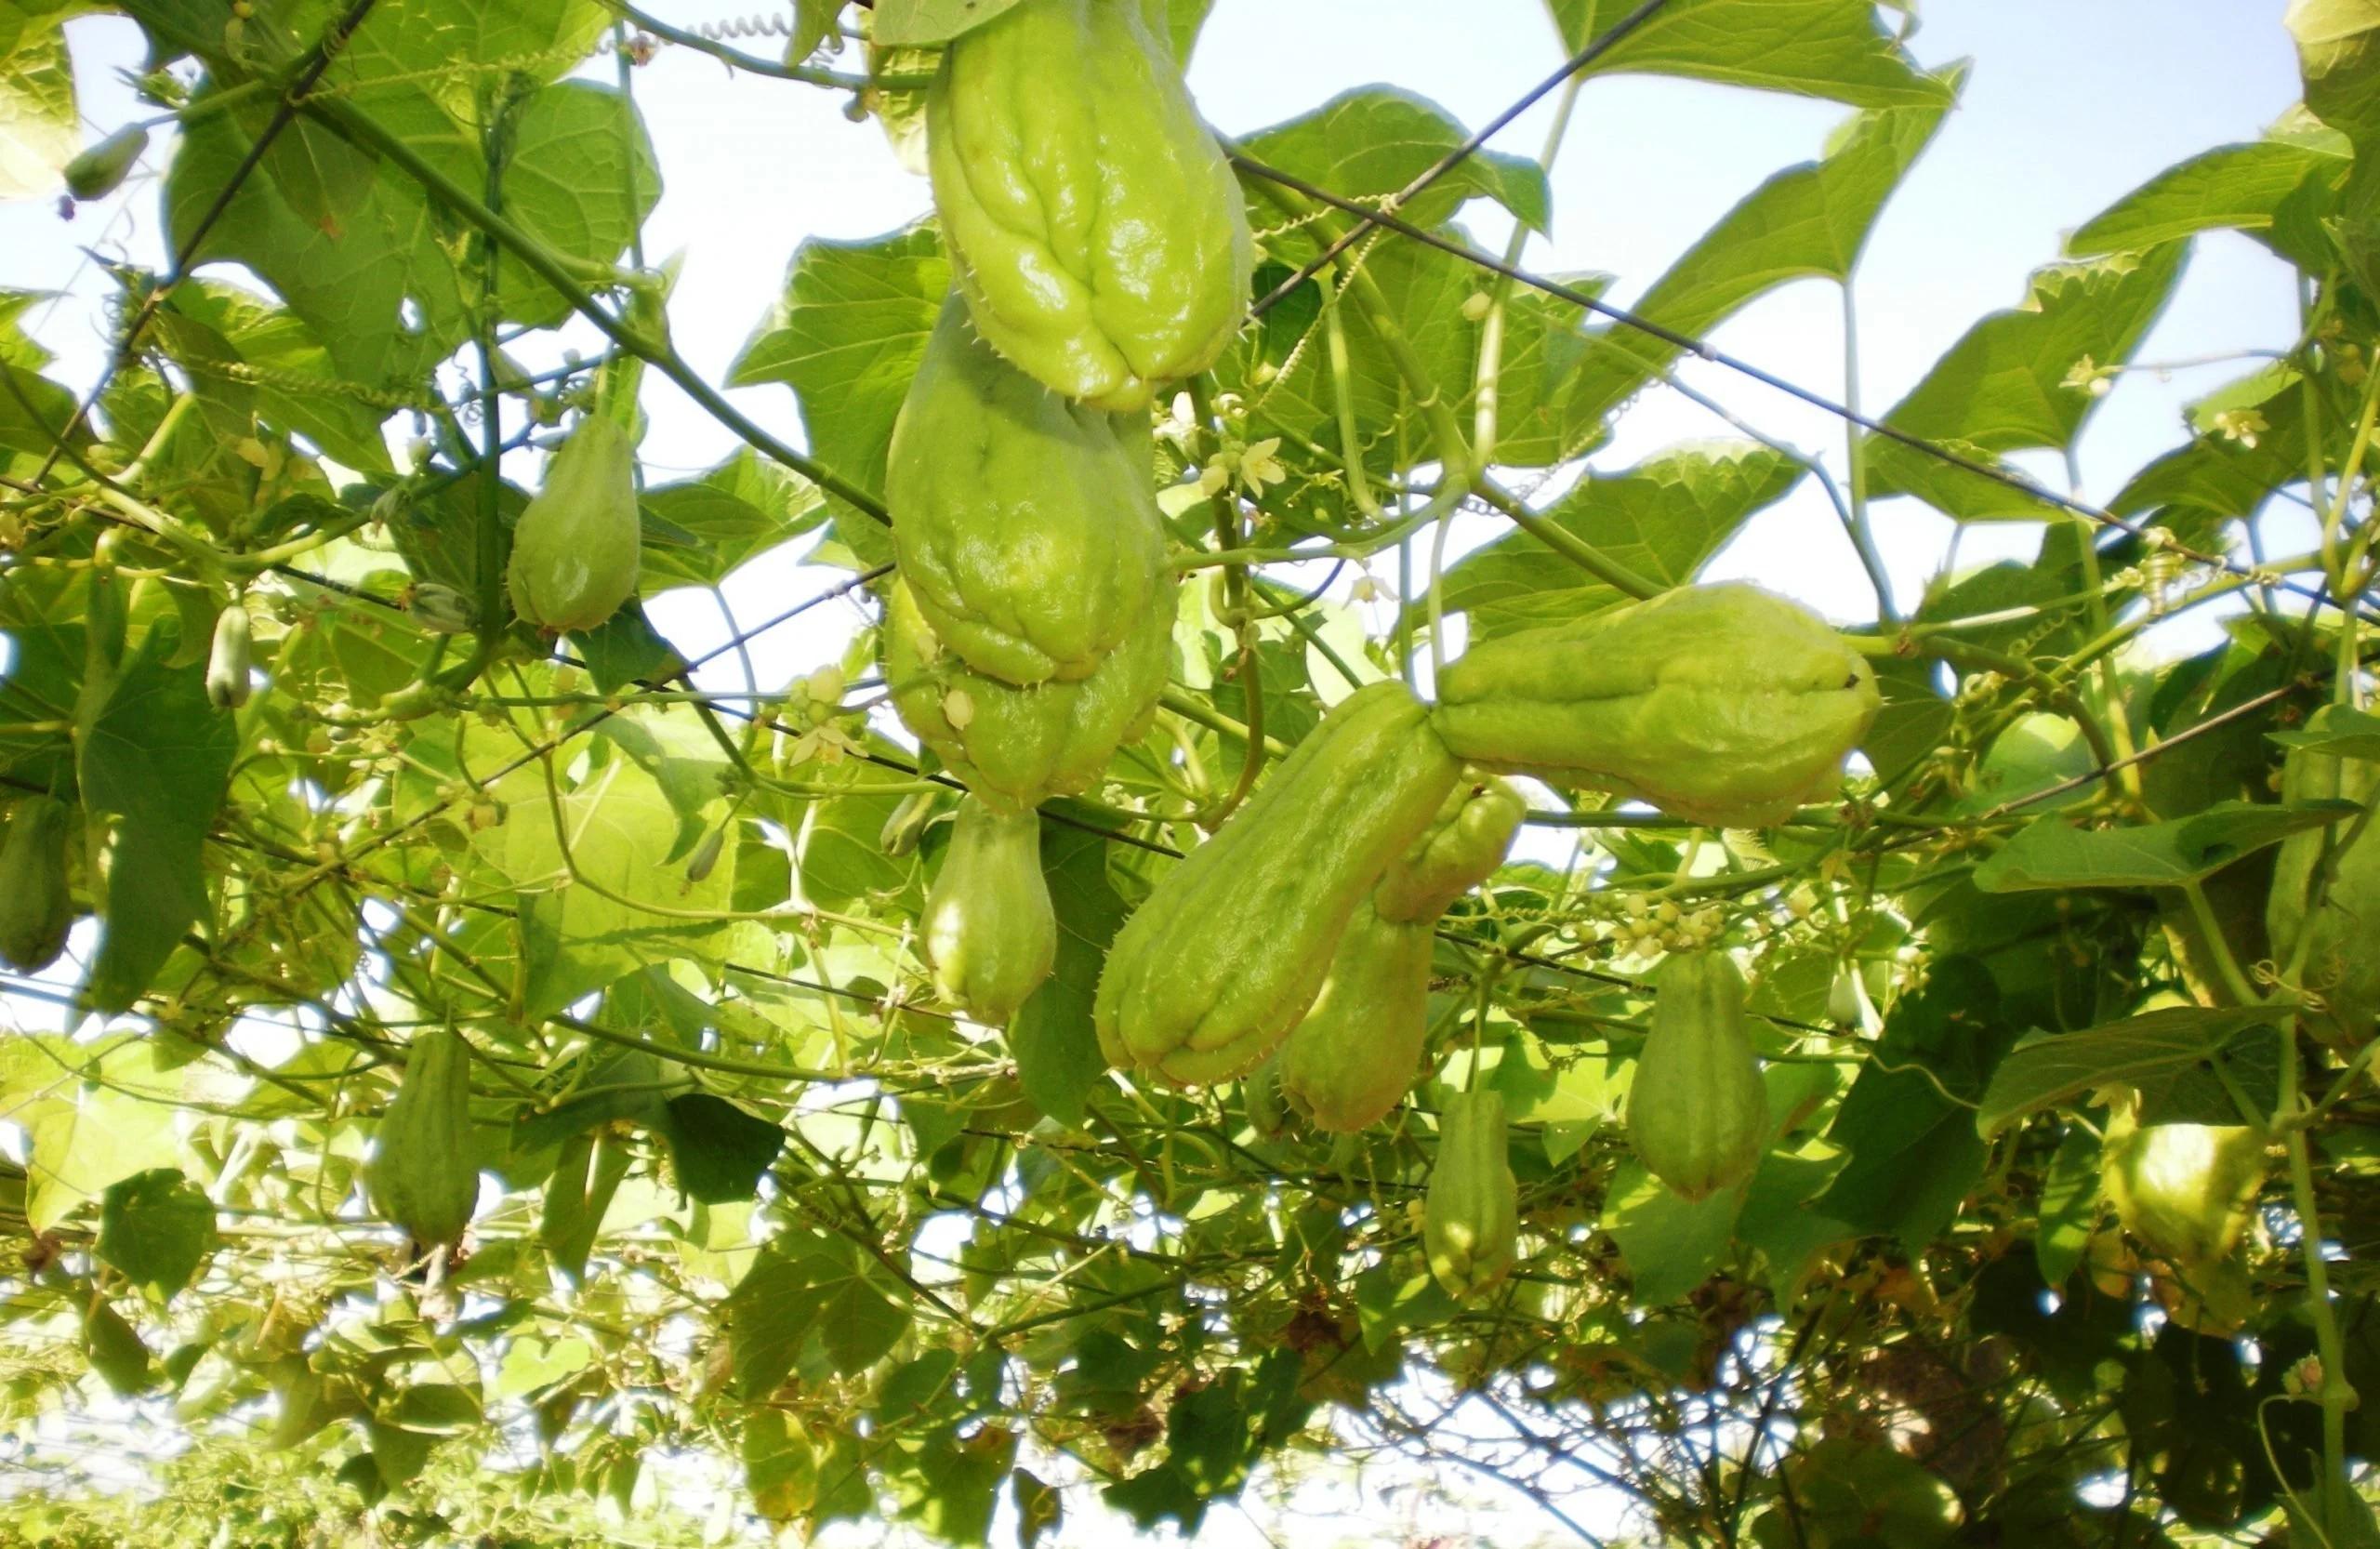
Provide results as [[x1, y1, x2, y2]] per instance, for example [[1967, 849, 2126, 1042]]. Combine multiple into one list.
[[925, 0, 1252, 411]]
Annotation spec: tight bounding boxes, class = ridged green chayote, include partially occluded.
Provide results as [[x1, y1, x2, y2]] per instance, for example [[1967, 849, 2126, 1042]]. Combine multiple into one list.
[[1280, 777, 1525, 1133], [1431, 583, 1882, 828], [2100, 1103, 2267, 1269], [885, 296, 1171, 686], [507, 416, 641, 635], [1095, 681, 1462, 1087], [922, 797, 1057, 1026], [1426, 1089, 1519, 1299], [1625, 950, 1769, 1202], [881, 575, 1173, 816], [926, 0, 1252, 411], [2266, 743, 2380, 1047]]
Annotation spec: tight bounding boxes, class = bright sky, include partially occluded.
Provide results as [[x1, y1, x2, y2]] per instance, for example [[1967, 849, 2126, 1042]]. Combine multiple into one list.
[[0, 2, 2311, 1542]]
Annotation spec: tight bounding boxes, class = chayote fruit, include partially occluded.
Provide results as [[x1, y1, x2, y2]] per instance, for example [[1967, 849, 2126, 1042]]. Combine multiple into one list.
[[1426, 1089, 1519, 1299], [368, 1027, 480, 1251], [0, 794, 73, 973], [64, 125, 149, 202], [2100, 1104, 2266, 1269], [507, 416, 641, 634], [1431, 583, 1882, 828], [886, 296, 1170, 686], [1095, 681, 1462, 1087], [2265, 742, 2380, 1047], [205, 602, 252, 710], [922, 796, 1058, 1026], [1625, 950, 1769, 1202], [881, 574, 1173, 816], [926, 0, 1252, 411], [1280, 777, 1524, 1133]]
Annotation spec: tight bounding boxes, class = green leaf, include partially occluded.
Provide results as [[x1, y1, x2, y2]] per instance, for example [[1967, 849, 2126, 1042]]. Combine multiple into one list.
[[1863, 245, 2188, 521], [1010, 813, 1128, 1128], [1566, 79, 1956, 430], [494, 82, 662, 327], [1436, 442, 1805, 640], [2034, 1124, 2101, 1290], [872, 0, 1028, 45], [2271, 701, 2380, 761], [1974, 1007, 2281, 1137], [0, 15, 75, 201], [1973, 801, 2356, 893], [97, 1169, 218, 1298], [80, 622, 240, 1012], [83, 1298, 153, 1396], [572, 601, 681, 694], [743, 1406, 817, 1522], [1602, 1158, 1741, 1305], [1552, 0, 1951, 107], [729, 221, 950, 552], [639, 459, 826, 592], [1237, 87, 1552, 235], [1815, 960, 2013, 1252], [656, 1094, 784, 1204], [2068, 140, 2347, 257]]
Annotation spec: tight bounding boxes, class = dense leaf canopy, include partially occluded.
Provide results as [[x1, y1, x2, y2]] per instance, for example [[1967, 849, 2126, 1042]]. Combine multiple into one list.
[[0, 2, 2374, 1546]]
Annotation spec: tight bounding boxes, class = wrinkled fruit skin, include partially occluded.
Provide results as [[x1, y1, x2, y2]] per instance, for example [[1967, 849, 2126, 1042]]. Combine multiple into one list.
[[368, 1027, 480, 1249], [927, 0, 1251, 411], [1281, 777, 1525, 1132], [0, 795, 73, 973], [1426, 1089, 1518, 1298], [1431, 584, 1882, 827], [1626, 950, 1770, 1202], [2101, 1107, 2266, 1269], [922, 797, 1057, 1026], [1278, 899, 1435, 1134], [887, 296, 1170, 686], [205, 603, 252, 709], [883, 576, 1172, 816], [2266, 747, 2380, 1047], [1095, 681, 1461, 1086], [507, 416, 641, 634]]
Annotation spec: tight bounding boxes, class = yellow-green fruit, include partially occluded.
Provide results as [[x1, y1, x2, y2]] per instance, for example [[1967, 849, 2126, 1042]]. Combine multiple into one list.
[[1432, 584, 1881, 827], [205, 602, 252, 709], [507, 417, 641, 634], [1625, 950, 1769, 1202], [882, 575, 1173, 815], [926, 0, 1252, 411], [2101, 1107, 2266, 1269], [0, 795, 73, 973], [885, 296, 1170, 686], [1280, 778, 1524, 1132], [1373, 774, 1527, 924], [64, 125, 149, 202], [923, 797, 1056, 1026], [2266, 746, 2380, 1046], [1426, 1089, 1518, 1299], [1094, 682, 1462, 1086], [1277, 899, 1435, 1133], [368, 1028, 480, 1249]]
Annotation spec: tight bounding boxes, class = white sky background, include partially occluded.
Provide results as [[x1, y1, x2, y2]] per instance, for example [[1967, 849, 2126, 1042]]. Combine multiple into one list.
[[0, 2, 2311, 1543]]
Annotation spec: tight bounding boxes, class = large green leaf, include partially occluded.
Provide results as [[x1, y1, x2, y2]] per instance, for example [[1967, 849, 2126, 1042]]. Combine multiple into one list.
[[494, 82, 662, 326], [1566, 77, 1958, 430], [0, 10, 75, 201], [79, 623, 240, 1012], [1976, 1007, 2281, 1137], [1009, 813, 1129, 1128], [2067, 139, 2347, 258], [1236, 87, 1552, 238], [1972, 801, 2352, 894], [1436, 441, 1805, 640], [1549, 0, 1950, 107], [1862, 244, 2188, 521]]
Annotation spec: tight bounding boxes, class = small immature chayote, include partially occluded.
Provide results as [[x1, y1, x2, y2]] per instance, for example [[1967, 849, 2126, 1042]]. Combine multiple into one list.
[[2265, 739, 2380, 1048], [1425, 1089, 1519, 1299], [1280, 776, 1525, 1133], [922, 797, 1058, 1026], [507, 416, 641, 635], [886, 296, 1170, 686], [1431, 583, 1882, 828], [926, 0, 1252, 411], [2100, 1101, 2267, 1269], [1625, 950, 1769, 1202]]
